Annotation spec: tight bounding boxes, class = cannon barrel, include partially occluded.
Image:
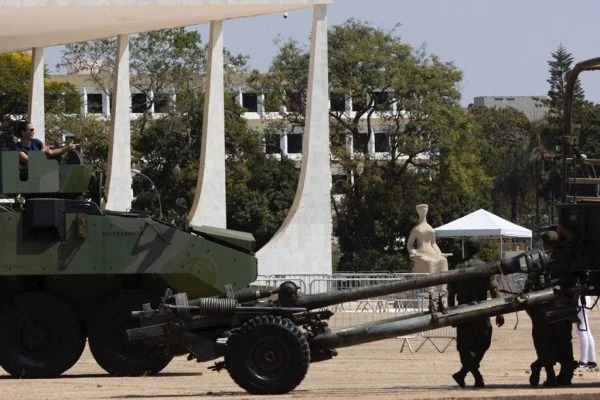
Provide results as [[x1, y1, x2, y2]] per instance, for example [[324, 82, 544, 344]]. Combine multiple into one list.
[[310, 287, 557, 349], [294, 261, 503, 310]]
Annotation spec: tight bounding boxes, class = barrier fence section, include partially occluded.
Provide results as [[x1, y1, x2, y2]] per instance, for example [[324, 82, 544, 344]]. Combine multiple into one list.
[[252, 271, 528, 353]]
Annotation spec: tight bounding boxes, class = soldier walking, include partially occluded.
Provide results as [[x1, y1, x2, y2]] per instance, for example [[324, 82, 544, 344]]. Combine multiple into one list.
[[447, 240, 505, 388]]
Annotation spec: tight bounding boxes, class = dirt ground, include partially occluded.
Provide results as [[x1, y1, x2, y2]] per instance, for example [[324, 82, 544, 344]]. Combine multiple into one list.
[[4, 308, 600, 400]]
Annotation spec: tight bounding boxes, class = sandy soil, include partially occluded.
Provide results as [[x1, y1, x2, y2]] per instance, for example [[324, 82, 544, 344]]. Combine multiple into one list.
[[3, 307, 600, 400]]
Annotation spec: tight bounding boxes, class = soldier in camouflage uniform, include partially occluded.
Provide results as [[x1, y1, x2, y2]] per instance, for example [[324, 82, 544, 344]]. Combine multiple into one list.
[[447, 240, 505, 388], [528, 229, 577, 386]]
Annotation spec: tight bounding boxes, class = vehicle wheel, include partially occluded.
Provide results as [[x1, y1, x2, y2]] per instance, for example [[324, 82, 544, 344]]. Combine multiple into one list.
[[226, 315, 310, 394], [88, 290, 173, 376], [0, 291, 84, 378]]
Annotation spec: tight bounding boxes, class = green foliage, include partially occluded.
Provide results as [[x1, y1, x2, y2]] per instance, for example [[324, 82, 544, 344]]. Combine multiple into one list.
[[545, 45, 585, 121], [430, 108, 491, 223], [60, 38, 116, 97], [226, 152, 299, 249], [0, 52, 31, 134], [578, 102, 600, 158], [469, 106, 536, 223], [543, 45, 588, 151], [0, 52, 82, 141], [44, 81, 81, 114]]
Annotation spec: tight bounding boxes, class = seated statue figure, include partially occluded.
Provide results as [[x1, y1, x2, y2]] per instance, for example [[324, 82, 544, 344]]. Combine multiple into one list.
[[406, 204, 449, 275]]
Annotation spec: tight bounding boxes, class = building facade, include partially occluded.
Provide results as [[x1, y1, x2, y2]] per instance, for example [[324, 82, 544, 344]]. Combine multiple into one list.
[[472, 95, 548, 121]]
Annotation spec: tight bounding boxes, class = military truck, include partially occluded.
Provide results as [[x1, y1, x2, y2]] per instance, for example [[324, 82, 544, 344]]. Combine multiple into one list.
[[0, 150, 258, 378]]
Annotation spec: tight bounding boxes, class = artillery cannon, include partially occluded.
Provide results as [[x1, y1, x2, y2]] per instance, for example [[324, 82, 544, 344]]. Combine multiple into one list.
[[125, 55, 600, 396], [127, 252, 564, 394]]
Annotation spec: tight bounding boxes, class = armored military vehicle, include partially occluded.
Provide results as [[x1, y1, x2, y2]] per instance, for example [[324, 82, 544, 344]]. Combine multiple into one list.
[[0, 150, 258, 378]]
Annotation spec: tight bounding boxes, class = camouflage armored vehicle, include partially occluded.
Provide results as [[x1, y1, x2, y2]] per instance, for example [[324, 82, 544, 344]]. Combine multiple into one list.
[[0, 150, 257, 378]]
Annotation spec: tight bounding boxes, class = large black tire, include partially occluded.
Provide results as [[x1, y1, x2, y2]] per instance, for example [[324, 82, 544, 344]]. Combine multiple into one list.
[[226, 315, 310, 394], [88, 290, 173, 376], [0, 291, 84, 378]]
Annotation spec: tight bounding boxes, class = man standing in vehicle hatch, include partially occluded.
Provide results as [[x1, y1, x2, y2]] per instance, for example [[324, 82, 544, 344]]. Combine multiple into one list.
[[447, 240, 505, 388], [15, 120, 77, 164]]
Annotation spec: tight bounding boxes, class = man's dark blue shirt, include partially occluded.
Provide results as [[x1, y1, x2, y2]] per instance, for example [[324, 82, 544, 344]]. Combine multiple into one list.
[[15, 138, 44, 154]]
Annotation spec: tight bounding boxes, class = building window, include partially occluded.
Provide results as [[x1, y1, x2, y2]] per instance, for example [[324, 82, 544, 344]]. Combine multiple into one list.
[[242, 93, 258, 112], [132, 93, 149, 113], [263, 134, 280, 154], [87, 93, 103, 114], [372, 91, 389, 111], [355, 133, 369, 153], [374, 132, 390, 153], [153, 92, 170, 113], [330, 92, 346, 112], [287, 134, 303, 154]]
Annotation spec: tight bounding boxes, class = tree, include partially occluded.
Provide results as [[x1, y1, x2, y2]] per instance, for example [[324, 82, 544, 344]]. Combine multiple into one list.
[[469, 106, 536, 223], [44, 80, 81, 115], [543, 44, 586, 150], [0, 52, 81, 141], [0, 52, 30, 134], [254, 19, 490, 271]]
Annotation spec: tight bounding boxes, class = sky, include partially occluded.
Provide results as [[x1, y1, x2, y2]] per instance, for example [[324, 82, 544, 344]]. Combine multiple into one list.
[[45, 0, 600, 107]]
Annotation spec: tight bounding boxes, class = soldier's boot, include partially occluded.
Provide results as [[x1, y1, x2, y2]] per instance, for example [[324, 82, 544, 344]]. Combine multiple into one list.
[[556, 360, 577, 386], [452, 369, 467, 388], [529, 361, 541, 387], [472, 369, 485, 388], [542, 366, 556, 386]]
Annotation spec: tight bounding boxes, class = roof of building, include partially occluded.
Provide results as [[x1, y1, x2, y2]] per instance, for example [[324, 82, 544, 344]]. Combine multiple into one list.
[[0, 0, 332, 54]]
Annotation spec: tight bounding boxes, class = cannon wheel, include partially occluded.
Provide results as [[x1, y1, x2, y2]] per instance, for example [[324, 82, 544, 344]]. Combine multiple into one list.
[[226, 315, 310, 394], [88, 290, 173, 376], [0, 291, 84, 377]]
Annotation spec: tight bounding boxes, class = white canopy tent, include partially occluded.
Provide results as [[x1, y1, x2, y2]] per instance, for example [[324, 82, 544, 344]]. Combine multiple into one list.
[[434, 209, 532, 256]]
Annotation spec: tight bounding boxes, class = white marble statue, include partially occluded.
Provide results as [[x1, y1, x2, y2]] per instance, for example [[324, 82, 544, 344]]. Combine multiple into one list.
[[406, 204, 449, 275]]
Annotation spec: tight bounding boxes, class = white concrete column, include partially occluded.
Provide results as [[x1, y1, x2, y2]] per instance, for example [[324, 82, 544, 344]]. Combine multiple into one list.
[[257, 5, 332, 276], [103, 92, 111, 118], [80, 87, 88, 115], [280, 133, 288, 156], [104, 34, 133, 211], [28, 47, 45, 143], [346, 133, 353, 155], [149, 89, 155, 114], [391, 98, 398, 116], [237, 88, 243, 108], [188, 20, 226, 228], [258, 93, 265, 115], [368, 129, 375, 156]]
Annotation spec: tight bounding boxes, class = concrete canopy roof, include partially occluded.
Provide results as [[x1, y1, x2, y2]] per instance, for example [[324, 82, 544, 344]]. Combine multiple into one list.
[[0, 0, 332, 54]]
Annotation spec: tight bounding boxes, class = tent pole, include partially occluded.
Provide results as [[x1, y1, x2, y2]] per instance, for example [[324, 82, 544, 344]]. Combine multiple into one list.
[[500, 237, 504, 257]]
